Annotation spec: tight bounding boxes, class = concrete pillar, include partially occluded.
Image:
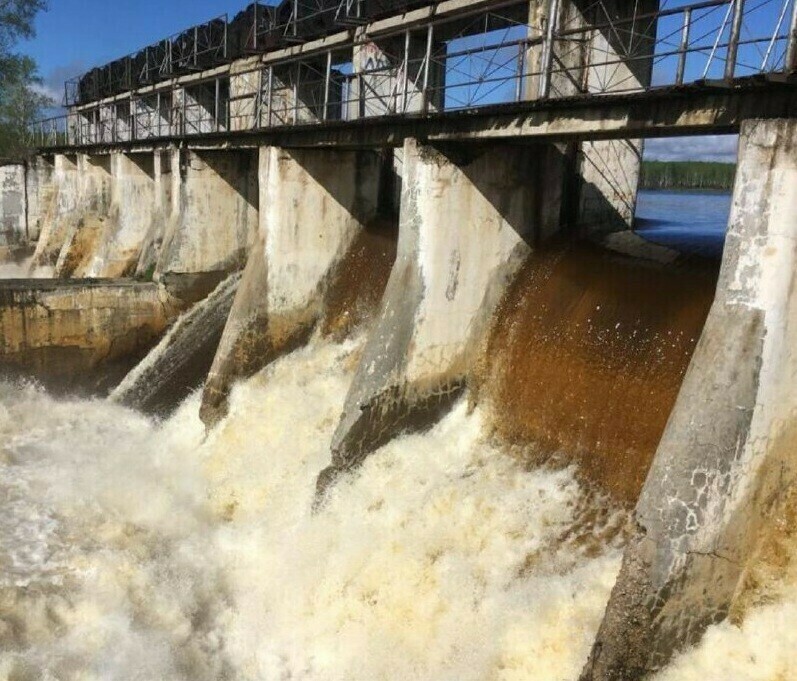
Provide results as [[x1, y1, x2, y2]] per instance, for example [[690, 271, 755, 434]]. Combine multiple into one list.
[[526, 0, 656, 231], [133, 95, 170, 139], [199, 145, 381, 426], [350, 36, 445, 119], [155, 148, 258, 301], [136, 147, 174, 279], [31, 154, 111, 273], [230, 57, 261, 131], [581, 118, 797, 679], [25, 156, 56, 244], [0, 162, 27, 259], [53, 155, 113, 278], [318, 137, 566, 492], [81, 152, 158, 278]]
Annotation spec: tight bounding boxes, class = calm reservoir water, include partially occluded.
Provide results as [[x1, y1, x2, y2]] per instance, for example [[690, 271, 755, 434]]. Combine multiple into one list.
[[635, 189, 732, 259]]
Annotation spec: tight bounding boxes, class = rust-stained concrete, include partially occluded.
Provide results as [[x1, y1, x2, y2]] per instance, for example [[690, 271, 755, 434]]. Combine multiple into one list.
[[199, 145, 383, 426], [581, 118, 797, 680], [318, 138, 567, 494], [0, 279, 184, 394]]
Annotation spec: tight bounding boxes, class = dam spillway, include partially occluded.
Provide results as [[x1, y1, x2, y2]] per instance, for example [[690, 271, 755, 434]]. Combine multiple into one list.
[[2, 0, 797, 675]]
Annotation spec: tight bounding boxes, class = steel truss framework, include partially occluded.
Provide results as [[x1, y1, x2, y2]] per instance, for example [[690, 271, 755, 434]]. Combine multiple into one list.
[[34, 0, 797, 149]]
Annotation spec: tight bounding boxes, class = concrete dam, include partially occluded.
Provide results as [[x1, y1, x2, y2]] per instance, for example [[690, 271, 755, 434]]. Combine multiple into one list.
[[2, 0, 797, 678]]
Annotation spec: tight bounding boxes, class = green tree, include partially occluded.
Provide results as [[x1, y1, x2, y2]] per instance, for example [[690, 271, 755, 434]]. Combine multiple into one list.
[[0, 0, 50, 158]]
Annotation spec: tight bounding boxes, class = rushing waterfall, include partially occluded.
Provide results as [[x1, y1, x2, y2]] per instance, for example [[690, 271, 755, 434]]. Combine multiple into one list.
[[1, 327, 796, 679], [111, 273, 242, 415], [1, 336, 629, 680]]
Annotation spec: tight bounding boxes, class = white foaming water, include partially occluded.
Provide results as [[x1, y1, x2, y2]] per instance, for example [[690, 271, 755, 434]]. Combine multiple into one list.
[[1, 337, 627, 680]]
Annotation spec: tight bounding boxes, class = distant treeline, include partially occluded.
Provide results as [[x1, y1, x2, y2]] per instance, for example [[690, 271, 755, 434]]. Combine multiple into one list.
[[640, 161, 735, 191]]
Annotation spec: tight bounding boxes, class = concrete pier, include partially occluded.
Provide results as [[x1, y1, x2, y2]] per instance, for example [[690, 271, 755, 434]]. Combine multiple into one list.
[[155, 148, 258, 299], [581, 118, 797, 679], [199, 145, 382, 426], [35, 154, 113, 276], [81, 152, 158, 278], [0, 157, 55, 260], [318, 137, 566, 491], [0, 162, 27, 256]]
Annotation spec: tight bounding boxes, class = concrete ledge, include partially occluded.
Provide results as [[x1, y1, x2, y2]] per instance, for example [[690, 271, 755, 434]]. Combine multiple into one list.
[[0, 279, 184, 394]]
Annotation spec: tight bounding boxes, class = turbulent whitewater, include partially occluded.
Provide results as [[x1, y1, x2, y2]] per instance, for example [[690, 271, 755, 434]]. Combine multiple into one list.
[[0, 336, 795, 680]]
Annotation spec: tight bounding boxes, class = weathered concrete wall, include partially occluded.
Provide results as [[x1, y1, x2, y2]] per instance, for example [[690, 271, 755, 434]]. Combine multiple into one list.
[[230, 57, 262, 131], [525, 0, 655, 231], [136, 148, 175, 278], [155, 148, 258, 299], [0, 163, 27, 256], [33, 154, 111, 272], [199, 145, 381, 426], [52, 155, 113, 277], [81, 152, 158, 278], [318, 137, 566, 492], [0, 158, 55, 259], [0, 279, 184, 395], [25, 156, 55, 244], [581, 118, 797, 679], [349, 38, 445, 119]]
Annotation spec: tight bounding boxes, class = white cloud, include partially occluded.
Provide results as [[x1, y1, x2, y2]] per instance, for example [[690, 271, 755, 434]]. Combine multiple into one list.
[[31, 82, 63, 104], [643, 135, 738, 163]]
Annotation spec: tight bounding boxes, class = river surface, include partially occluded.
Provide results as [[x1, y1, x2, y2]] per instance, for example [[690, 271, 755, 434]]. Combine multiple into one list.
[[635, 189, 732, 258]]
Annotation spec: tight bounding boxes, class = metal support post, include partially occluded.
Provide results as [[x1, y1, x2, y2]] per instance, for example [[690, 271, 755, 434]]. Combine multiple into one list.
[[266, 65, 274, 126], [539, 0, 561, 99], [323, 50, 332, 120], [215, 79, 221, 132], [515, 40, 526, 101], [787, 0, 797, 72], [402, 29, 410, 113], [725, 0, 745, 80], [421, 24, 433, 114], [293, 63, 300, 124], [676, 8, 692, 85], [253, 2, 259, 51]]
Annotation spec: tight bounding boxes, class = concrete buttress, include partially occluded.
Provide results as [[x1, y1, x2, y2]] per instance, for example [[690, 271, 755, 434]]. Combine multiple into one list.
[[317, 137, 566, 493], [82, 152, 158, 278], [580, 118, 797, 679], [199, 145, 381, 426], [31, 154, 110, 272], [155, 148, 258, 300]]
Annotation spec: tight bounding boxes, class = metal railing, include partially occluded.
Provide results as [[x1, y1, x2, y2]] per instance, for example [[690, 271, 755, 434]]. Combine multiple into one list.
[[32, 0, 797, 148]]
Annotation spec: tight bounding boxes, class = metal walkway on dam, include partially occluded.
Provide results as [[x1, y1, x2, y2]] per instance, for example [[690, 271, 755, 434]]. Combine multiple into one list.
[[29, 0, 797, 150]]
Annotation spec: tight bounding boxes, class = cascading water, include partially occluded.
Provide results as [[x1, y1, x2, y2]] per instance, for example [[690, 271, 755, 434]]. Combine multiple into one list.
[[2, 335, 629, 680], [111, 273, 242, 415], [0, 293, 794, 680]]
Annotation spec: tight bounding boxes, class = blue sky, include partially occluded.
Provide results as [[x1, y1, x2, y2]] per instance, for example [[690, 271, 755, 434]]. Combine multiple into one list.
[[22, 0, 254, 98], [20, 0, 742, 162]]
